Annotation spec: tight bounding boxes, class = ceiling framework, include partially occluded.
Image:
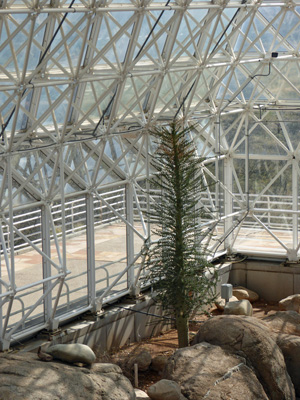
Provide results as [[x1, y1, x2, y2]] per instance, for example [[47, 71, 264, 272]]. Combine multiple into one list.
[[0, 0, 300, 348]]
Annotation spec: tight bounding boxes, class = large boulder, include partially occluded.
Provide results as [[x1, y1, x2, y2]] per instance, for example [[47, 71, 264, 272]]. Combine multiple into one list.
[[279, 295, 300, 312], [0, 352, 135, 400], [191, 315, 295, 400], [224, 299, 253, 316], [263, 311, 300, 336], [163, 342, 268, 400], [46, 343, 96, 365], [275, 333, 300, 397]]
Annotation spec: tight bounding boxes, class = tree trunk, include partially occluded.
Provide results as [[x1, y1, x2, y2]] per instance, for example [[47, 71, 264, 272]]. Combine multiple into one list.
[[176, 314, 189, 348]]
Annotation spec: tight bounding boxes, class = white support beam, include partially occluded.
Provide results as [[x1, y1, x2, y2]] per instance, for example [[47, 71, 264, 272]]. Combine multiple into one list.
[[291, 158, 299, 261], [224, 156, 234, 253]]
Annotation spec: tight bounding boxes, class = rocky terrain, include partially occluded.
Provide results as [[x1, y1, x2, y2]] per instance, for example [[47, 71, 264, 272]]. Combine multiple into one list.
[[2, 290, 300, 399]]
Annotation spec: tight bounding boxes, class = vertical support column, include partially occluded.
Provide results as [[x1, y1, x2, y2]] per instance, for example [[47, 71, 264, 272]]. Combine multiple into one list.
[[224, 156, 233, 252], [291, 158, 298, 262], [7, 156, 15, 297], [0, 232, 2, 341], [60, 149, 67, 275], [215, 116, 220, 220], [1, 157, 15, 350], [245, 113, 250, 212], [86, 193, 97, 311], [126, 182, 135, 294], [146, 132, 151, 238], [41, 204, 53, 326]]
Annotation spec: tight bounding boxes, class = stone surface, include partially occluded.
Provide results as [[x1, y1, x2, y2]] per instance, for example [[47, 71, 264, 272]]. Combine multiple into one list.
[[163, 342, 268, 400], [224, 299, 253, 316], [0, 353, 135, 400], [151, 355, 169, 373], [147, 379, 187, 400], [275, 333, 300, 397], [135, 388, 151, 399], [232, 286, 259, 302], [215, 295, 238, 311], [46, 343, 96, 365], [279, 294, 300, 312], [127, 349, 152, 371], [263, 311, 300, 336], [191, 315, 295, 400]]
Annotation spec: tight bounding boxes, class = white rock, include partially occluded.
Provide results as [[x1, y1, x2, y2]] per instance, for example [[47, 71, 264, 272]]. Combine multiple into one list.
[[215, 295, 238, 311], [233, 286, 259, 302], [135, 388, 151, 399], [46, 343, 96, 365], [279, 294, 300, 313], [224, 299, 253, 316]]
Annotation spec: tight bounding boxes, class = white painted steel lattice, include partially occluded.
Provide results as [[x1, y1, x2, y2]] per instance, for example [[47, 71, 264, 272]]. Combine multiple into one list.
[[1, 0, 300, 349]]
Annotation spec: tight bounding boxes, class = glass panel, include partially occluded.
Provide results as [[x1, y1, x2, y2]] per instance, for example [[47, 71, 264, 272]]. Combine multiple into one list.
[[81, 80, 115, 120], [52, 197, 89, 316], [35, 85, 70, 127], [94, 188, 128, 299], [134, 10, 174, 60]]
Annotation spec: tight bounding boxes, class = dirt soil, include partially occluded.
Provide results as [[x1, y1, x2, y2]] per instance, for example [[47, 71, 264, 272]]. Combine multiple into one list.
[[96, 300, 280, 392]]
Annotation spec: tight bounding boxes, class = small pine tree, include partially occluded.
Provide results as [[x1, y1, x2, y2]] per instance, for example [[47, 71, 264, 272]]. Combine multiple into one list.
[[145, 121, 217, 348]]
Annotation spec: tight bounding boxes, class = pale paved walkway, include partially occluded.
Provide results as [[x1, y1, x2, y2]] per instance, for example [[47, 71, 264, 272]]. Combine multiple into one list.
[[1, 223, 145, 328], [0, 223, 295, 330]]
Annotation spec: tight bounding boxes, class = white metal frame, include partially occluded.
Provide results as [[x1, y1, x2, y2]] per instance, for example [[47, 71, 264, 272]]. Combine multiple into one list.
[[1, 0, 300, 349]]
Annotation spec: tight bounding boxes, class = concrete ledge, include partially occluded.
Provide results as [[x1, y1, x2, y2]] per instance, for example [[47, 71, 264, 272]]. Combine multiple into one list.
[[21, 259, 300, 355], [23, 294, 172, 355], [217, 259, 300, 302]]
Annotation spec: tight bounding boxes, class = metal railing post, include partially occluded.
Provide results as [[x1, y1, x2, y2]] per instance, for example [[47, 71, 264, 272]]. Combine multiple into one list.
[[41, 204, 53, 327], [126, 182, 135, 295], [86, 194, 97, 311]]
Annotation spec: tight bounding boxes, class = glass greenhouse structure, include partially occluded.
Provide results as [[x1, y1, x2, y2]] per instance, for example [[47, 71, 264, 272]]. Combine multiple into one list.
[[1, 0, 300, 349]]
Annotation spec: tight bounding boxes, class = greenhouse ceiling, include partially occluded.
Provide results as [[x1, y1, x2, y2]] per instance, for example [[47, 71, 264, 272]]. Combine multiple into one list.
[[0, 0, 300, 348]]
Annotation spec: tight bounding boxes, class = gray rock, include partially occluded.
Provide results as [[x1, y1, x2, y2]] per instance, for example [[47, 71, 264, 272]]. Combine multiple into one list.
[[0, 352, 135, 400], [263, 311, 300, 336], [232, 286, 259, 302], [192, 315, 295, 400], [163, 342, 268, 400], [151, 355, 169, 373], [147, 379, 187, 400], [128, 349, 152, 371], [279, 294, 300, 312], [92, 362, 123, 373], [224, 299, 253, 316], [46, 343, 96, 365], [275, 333, 300, 397]]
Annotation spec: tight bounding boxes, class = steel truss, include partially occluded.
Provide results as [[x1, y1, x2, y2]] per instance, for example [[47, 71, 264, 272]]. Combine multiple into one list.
[[1, 0, 300, 348]]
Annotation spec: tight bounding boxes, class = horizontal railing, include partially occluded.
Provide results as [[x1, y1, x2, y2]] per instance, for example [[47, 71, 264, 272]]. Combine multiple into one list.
[[1, 188, 126, 254], [1, 187, 299, 346], [2, 190, 298, 256]]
